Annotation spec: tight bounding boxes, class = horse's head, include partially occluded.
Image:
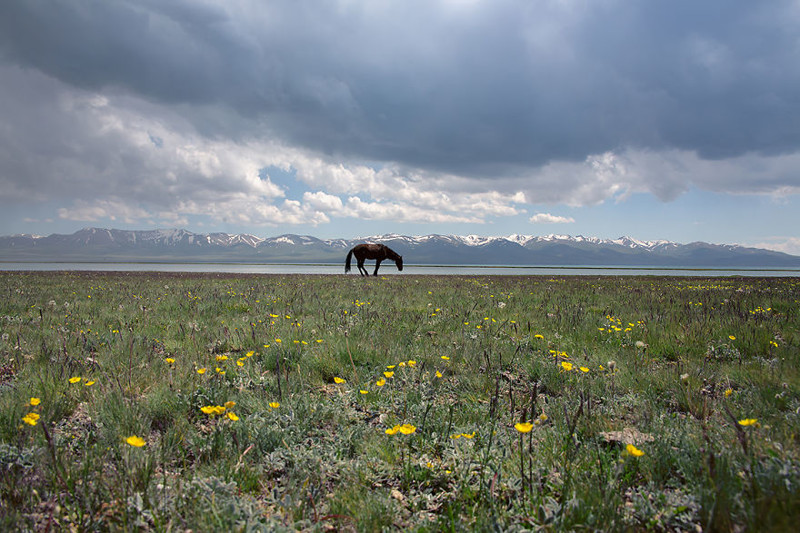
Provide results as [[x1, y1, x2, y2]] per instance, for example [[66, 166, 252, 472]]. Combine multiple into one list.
[[396, 255, 403, 271]]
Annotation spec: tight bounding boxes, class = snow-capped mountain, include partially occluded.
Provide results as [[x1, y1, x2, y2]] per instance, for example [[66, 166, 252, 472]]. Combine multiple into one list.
[[1, 227, 798, 267], [375, 233, 678, 251]]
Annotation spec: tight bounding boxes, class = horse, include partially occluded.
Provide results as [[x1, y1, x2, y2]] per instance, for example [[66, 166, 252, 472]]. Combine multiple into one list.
[[345, 243, 403, 276]]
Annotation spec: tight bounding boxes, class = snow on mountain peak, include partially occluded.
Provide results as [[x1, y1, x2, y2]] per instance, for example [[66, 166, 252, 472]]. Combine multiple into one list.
[[347, 233, 680, 250]]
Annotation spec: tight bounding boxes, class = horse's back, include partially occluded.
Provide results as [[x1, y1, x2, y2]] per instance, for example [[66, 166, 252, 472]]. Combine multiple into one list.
[[354, 243, 383, 257]]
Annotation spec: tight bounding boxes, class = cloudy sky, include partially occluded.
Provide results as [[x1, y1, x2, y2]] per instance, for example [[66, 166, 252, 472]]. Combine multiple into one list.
[[2, 0, 800, 254]]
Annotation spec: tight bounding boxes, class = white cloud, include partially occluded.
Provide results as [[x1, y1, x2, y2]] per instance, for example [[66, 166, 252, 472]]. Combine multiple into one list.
[[303, 191, 344, 212], [0, 66, 535, 228], [516, 148, 800, 207], [293, 160, 527, 221], [529, 213, 576, 224], [746, 237, 800, 257]]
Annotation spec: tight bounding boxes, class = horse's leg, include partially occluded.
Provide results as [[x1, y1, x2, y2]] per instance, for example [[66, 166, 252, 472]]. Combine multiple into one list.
[[357, 258, 367, 276], [373, 259, 382, 276]]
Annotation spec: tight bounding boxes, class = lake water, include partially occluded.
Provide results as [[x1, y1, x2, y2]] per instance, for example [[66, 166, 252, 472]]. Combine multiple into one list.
[[2, 262, 799, 277]]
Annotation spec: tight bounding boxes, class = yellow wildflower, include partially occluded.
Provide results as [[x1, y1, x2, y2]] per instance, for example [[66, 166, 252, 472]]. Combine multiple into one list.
[[514, 422, 534, 433], [269, 402, 280, 409], [84, 380, 96, 387], [435, 371, 443, 378], [126, 435, 146, 447], [385, 425, 400, 435], [333, 377, 346, 384], [227, 412, 239, 421], [561, 361, 573, 372], [165, 358, 175, 364], [728, 335, 736, 341], [626, 444, 645, 457], [224, 401, 236, 409], [359, 390, 369, 395], [441, 356, 450, 361], [216, 355, 229, 362], [579, 366, 589, 373], [29, 397, 41, 406], [724, 388, 733, 397], [197, 368, 207, 374], [383, 371, 394, 378], [738, 418, 758, 427], [407, 360, 417, 367], [22, 413, 40, 426], [68, 376, 81, 384], [398, 424, 417, 435], [376, 378, 386, 387]]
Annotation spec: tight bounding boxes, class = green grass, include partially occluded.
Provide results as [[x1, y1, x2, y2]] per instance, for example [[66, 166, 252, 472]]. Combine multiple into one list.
[[1, 271, 799, 531]]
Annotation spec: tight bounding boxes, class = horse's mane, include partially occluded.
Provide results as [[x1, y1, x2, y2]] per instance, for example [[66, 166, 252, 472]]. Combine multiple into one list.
[[383, 245, 400, 260]]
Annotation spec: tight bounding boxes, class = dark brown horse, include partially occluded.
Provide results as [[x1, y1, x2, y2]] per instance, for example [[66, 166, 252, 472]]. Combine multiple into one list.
[[345, 243, 403, 276]]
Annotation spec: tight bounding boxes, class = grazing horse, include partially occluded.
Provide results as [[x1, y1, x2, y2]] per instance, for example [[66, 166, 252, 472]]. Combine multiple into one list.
[[345, 243, 403, 276]]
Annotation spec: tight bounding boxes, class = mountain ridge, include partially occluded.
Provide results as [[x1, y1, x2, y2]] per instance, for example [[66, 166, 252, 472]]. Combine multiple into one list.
[[1, 227, 798, 267]]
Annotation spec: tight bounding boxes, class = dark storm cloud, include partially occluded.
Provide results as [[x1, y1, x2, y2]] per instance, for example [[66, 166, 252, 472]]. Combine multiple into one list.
[[1, 0, 800, 222], [2, 0, 799, 176]]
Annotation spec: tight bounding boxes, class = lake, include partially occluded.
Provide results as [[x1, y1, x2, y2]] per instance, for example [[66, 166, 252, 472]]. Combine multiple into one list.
[[2, 262, 799, 276]]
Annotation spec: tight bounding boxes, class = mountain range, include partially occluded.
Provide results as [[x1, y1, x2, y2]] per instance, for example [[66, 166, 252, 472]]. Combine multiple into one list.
[[1, 227, 799, 267]]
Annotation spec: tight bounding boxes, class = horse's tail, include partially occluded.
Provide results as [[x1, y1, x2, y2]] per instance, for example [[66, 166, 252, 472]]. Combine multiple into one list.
[[345, 249, 353, 273]]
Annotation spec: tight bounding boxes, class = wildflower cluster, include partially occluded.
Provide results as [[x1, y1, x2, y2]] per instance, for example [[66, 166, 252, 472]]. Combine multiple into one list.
[[598, 315, 644, 334], [199, 350, 262, 376], [19, 396, 43, 426], [365, 359, 423, 390], [547, 350, 593, 373], [385, 424, 417, 435], [22, 413, 40, 426], [68, 376, 97, 387], [200, 400, 240, 421]]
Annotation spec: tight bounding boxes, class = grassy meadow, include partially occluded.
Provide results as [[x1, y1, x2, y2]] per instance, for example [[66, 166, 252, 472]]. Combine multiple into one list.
[[1, 271, 799, 531]]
